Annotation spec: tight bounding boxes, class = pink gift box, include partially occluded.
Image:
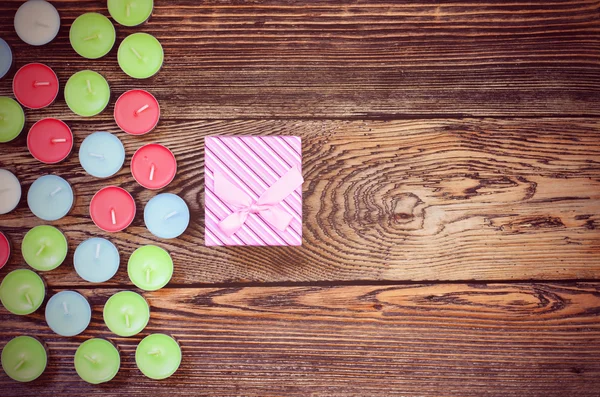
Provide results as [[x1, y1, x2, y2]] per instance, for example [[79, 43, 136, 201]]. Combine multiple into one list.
[[204, 136, 303, 246]]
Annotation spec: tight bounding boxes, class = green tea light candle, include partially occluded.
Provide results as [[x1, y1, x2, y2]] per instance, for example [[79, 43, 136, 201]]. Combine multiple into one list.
[[135, 334, 181, 380], [0, 269, 45, 315], [108, 0, 153, 27], [0, 97, 25, 143], [74, 338, 120, 384], [127, 245, 173, 291], [103, 291, 150, 337], [70, 13, 116, 59], [1, 336, 47, 382], [22, 225, 68, 271], [118, 33, 163, 79], [64, 70, 110, 116]]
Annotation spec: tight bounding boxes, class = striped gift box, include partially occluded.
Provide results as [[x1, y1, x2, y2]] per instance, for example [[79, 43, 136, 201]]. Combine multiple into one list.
[[204, 136, 303, 246]]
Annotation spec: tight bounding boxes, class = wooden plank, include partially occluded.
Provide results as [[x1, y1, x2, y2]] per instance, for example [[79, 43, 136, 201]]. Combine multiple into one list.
[[1, 118, 599, 284], [1, 283, 600, 396], [0, 0, 599, 118]]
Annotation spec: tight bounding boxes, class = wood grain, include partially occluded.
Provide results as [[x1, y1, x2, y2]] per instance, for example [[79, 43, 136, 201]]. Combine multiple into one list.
[[0, 0, 599, 118], [1, 118, 599, 284], [1, 283, 600, 396]]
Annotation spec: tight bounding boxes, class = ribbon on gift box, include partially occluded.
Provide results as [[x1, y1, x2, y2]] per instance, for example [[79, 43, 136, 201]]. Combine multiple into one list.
[[215, 164, 304, 237]]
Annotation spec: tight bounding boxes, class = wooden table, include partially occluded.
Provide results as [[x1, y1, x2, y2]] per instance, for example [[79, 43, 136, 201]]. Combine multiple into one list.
[[1, 1, 599, 395]]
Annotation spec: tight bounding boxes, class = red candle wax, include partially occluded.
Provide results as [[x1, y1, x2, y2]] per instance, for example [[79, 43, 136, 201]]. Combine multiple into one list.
[[114, 90, 160, 135], [0, 232, 10, 269], [13, 63, 59, 109], [90, 186, 136, 233], [27, 118, 73, 164], [131, 144, 177, 190]]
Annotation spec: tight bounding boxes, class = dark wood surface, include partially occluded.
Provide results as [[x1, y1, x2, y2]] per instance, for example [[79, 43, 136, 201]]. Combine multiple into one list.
[[1, 0, 599, 396]]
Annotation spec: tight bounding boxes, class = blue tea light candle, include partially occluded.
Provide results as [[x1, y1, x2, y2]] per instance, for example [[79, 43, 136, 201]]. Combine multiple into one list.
[[144, 193, 190, 239], [0, 39, 12, 79], [45, 291, 91, 337], [27, 175, 74, 221], [79, 132, 125, 178], [74, 238, 120, 283]]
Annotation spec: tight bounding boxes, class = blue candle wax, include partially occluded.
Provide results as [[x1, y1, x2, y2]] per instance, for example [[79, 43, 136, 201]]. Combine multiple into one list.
[[0, 39, 12, 79], [144, 193, 190, 239], [74, 238, 120, 283], [27, 175, 74, 221], [45, 291, 91, 336], [79, 132, 125, 178]]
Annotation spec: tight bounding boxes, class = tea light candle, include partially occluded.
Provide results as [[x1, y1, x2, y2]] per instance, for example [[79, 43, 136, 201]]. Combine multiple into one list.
[[22, 225, 67, 271], [64, 70, 110, 117], [144, 193, 190, 239], [0, 232, 10, 269], [14, 0, 60, 46], [0, 169, 21, 214], [74, 238, 120, 283], [27, 175, 74, 221], [74, 339, 120, 384], [117, 33, 163, 79], [128, 245, 173, 291], [108, 0, 153, 27], [114, 90, 160, 135], [79, 132, 125, 178], [135, 334, 181, 380], [70, 13, 116, 59], [90, 186, 136, 233], [0, 97, 25, 143], [13, 63, 59, 109], [0, 39, 13, 79], [1, 336, 47, 382], [131, 144, 176, 189], [0, 269, 45, 315], [45, 291, 91, 337], [27, 118, 73, 164], [103, 291, 150, 337]]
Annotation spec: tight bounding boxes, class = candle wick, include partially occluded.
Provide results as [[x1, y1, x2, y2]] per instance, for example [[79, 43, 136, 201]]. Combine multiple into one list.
[[89, 152, 105, 160], [149, 163, 155, 181], [36, 244, 45, 257], [125, 313, 131, 328], [50, 186, 62, 197], [126, 3, 131, 17], [13, 358, 25, 371], [164, 211, 178, 220], [83, 34, 98, 41], [86, 79, 94, 94], [51, 138, 67, 144], [136, 104, 150, 115], [130, 46, 144, 61], [146, 267, 151, 284], [34, 81, 50, 87], [35, 20, 50, 28], [63, 301, 69, 315], [95, 243, 101, 259], [111, 208, 117, 225], [147, 349, 161, 356], [83, 354, 97, 364], [25, 293, 34, 307], [0, 188, 8, 194]]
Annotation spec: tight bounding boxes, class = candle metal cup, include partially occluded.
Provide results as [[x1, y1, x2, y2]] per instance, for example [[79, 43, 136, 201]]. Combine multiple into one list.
[[103, 291, 150, 337], [22, 225, 68, 271], [114, 90, 160, 135], [0, 231, 10, 269], [27, 118, 73, 164], [89, 186, 136, 233], [0, 269, 46, 315], [108, 0, 154, 27], [0, 97, 25, 143], [0, 38, 13, 79], [74, 338, 121, 384], [127, 245, 173, 291], [135, 333, 181, 380], [0, 169, 21, 214], [1, 336, 48, 382], [27, 175, 74, 221], [14, 0, 60, 46], [45, 291, 92, 337], [12, 63, 59, 109]]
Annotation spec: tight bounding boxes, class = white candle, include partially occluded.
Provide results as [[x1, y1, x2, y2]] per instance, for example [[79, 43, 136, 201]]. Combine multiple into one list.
[[0, 169, 21, 214], [14, 0, 61, 46]]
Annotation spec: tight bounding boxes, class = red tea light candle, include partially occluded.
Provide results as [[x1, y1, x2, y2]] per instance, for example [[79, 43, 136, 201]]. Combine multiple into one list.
[[131, 144, 176, 190], [12, 63, 59, 109], [0, 232, 10, 269], [114, 90, 160, 135], [27, 118, 73, 164], [90, 186, 136, 233]]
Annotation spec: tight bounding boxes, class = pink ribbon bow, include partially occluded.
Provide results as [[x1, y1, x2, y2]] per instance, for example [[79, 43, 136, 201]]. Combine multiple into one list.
[[214, 164, 304, 237]]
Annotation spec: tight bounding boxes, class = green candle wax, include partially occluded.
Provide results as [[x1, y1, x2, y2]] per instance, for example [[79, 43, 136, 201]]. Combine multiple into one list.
[[74, 338, 120, 384], [64, 70, 110, 117], [117, 33, 163, 79], [103, 291, 150, 337], [0, 97, 25, 143], [135, 334, 181, 380], [0, 269, 45, 315], [1, 336, 47, 382], [70, 13, 116, 59], [22, 225, 68, 271], [108, 0, 153, 27], [127, 245, 173, 291]]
